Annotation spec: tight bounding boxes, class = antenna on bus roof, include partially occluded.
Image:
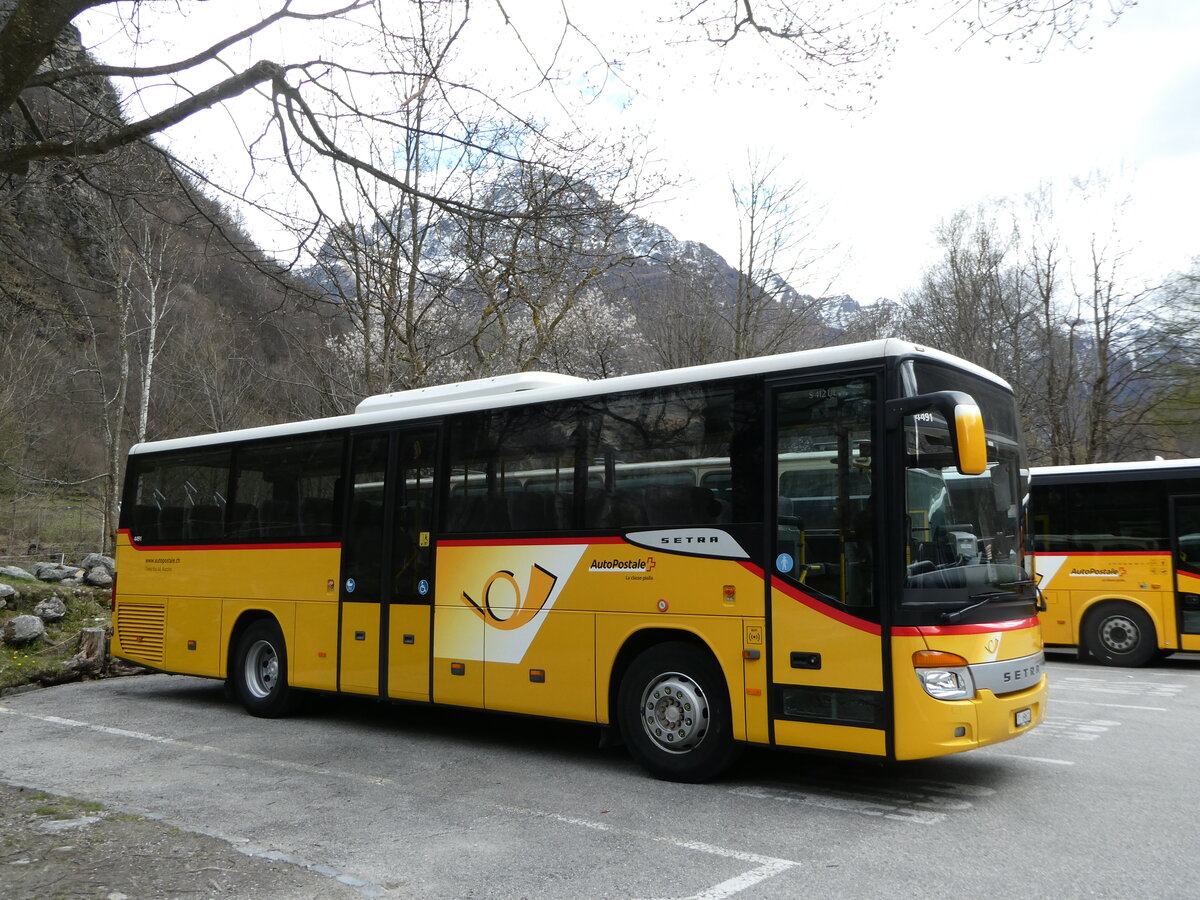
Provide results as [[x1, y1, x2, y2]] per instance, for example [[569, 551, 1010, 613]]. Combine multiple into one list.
[[354, 371, 587, 415]]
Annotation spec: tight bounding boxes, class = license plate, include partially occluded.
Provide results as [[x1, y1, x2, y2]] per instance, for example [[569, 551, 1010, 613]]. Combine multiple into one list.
[[1015, 707, 1033, 728]]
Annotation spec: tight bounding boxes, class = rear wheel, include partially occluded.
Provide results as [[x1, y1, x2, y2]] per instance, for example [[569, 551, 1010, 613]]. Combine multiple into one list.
[[617, 641, 740, 783], [233, 618, 299, 717], [1084, 602, 1157, 667]]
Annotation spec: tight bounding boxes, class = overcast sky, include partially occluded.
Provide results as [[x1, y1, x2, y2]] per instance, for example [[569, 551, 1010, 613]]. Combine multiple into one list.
[[80, 1, 1200, 305], [590, 1, 1200, 302]]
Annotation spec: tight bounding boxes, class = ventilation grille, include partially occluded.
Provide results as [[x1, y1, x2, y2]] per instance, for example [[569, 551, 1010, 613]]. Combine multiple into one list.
[[116, 603, 166, 665]]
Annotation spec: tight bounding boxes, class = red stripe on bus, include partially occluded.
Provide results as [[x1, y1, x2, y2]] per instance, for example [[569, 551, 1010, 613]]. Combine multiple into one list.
[[436, 536, 628, 548], [1028, 550, 1167, 557], [738, 560, 766, 578], [117, 529, 339, 552], [770, 576, 882, 636]]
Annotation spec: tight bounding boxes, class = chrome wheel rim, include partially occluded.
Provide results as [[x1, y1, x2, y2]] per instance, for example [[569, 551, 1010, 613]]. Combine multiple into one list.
[[1099, 615, 1140, 654], [639, 671, 709, 754], [244, 639, 279, 699]]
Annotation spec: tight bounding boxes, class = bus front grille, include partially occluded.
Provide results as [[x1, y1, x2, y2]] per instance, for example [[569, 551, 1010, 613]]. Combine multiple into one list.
[[116, 603, 166, 665]]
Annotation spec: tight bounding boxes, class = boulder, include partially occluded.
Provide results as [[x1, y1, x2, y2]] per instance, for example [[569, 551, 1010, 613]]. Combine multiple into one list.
[[33, 563, 83, 583], [2, 614, 45, 645], [33, 595, 68, 622], [80, 553, 116, 576], [0, 583, 15, 603], [0, 565, 36, 581], [84, 567, 113, 588]]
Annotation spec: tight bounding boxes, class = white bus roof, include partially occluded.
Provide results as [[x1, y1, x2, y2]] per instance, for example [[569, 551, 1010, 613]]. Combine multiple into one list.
[[1031, 458, 1200, 479], [129, 339, 1008, 456]]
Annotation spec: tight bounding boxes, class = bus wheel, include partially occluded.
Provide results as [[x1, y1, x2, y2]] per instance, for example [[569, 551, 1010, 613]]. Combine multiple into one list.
[[234, 619, 298, 717], [1085, 602, 1157, 667], [617, 642, 740, 783]]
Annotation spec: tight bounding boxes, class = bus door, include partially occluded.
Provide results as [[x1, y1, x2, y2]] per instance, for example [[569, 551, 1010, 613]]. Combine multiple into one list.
[[769, 376, 886, 756], [1170, 496, 1200, 652], [386, 429, 438, 701], [339, 428, 439, 698], [340, 431, 390, 695]]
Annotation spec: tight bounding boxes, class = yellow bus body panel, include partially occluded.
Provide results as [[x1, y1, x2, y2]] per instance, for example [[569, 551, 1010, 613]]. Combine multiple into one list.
[[773, 719, 886, 756], [487, 609, 596, 720], [1032, 552, 1176, 649], [432, 603, 485, 708], [434, 541, 756, 734], [339, 601, 381, 695], [769, 587, 883, 692], [162, 596, 221, 674], [388, 605, 432, 701], [891, 625, 1046, 760], [292, 601, 339, 691], [114, 532, 340, 679]]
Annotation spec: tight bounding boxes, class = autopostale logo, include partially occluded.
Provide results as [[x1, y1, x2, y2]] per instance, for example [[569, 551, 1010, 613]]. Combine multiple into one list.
[[461, 565, 558, 631], [588, 556, 656, 574]]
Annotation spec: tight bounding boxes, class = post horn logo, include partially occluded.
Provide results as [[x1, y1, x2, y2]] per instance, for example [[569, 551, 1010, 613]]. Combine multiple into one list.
[[462, 565, 558, 630]]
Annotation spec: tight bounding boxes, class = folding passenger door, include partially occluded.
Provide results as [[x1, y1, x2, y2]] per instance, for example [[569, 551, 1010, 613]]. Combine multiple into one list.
[[768, 374, 887, 756], [386, 429, 438, 701], [1170, 496, 1200, 653], [339, 428, 439, 698], [339, 431, 390, 695]]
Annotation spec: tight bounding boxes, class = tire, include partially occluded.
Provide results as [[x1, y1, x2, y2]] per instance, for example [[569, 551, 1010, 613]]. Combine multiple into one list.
[[1084, 602, 1157, 667], [617, 641, 741, 783], [233, 618, 299, 717]]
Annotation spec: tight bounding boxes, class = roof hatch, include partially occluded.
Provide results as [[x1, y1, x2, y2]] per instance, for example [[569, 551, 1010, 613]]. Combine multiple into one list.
[[354, 371, 586, 415]]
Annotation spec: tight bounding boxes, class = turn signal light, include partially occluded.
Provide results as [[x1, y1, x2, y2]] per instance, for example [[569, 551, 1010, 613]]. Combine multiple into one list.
[[912, 650, 969, 668]]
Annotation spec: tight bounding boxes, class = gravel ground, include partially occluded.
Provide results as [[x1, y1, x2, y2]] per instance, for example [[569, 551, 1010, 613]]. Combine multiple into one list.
[[0, 783, 367, 900]]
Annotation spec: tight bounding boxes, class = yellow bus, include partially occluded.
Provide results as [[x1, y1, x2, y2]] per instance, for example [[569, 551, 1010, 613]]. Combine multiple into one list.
[[1030, 459, 1200, 666], [113, 339, 1046, 781]]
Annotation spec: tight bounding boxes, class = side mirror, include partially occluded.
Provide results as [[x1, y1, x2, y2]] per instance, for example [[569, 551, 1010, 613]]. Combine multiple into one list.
[[886, 390, 988, 476]]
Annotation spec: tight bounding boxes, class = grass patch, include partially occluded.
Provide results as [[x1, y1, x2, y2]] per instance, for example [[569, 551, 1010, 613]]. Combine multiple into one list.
[[31, 796, 108, 819], [0, 485, 106, 561], [0, 577, 111, 690]]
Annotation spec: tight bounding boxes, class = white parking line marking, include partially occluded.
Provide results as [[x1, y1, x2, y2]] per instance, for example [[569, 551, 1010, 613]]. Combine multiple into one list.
[[1051, 698, 1167, 712], [993, 754, 1074, 766], [500, 808, 800, 900], [1, 704, 801, 899], [728, 779, 996, 825], [1052, 677, 1184, 699], [1035, 715, 1120, 741]]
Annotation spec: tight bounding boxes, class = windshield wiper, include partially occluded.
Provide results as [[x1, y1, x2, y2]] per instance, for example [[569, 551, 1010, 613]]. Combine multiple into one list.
[[941, 580, 1038, 624]]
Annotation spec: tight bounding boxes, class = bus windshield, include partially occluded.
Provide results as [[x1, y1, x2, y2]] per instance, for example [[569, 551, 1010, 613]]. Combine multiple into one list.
[[901, 362, 1033, 617]]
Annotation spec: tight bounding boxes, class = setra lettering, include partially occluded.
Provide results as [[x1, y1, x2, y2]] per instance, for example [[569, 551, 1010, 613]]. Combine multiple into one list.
[[1002, 664, 1042, 684]]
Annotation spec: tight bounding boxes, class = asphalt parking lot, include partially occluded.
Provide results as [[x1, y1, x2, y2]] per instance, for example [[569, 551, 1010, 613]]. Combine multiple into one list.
[[2, 652, 1198, 899]]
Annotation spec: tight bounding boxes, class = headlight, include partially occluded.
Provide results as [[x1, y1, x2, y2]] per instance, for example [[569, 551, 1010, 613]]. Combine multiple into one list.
[[913, 650, 976, 700], [916, 666, 975, 700]]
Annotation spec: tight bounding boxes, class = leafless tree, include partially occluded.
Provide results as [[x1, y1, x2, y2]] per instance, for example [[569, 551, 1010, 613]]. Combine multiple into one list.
[[538, 288, 646, 379], [455, 159, 648, 377], [635, 255, 731, 369], [900, 204, 1035, 387], [1069, 195, 1169, 462], [728, 155, 834, 358], [668, 1, 1133, 59], [1, 1, 1136, 229], [1150, 260, 1200, 456]]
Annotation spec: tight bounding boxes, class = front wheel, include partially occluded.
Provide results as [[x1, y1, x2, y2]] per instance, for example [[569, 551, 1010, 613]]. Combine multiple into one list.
[[233, 618, 300, 717], [1084, 602, 1157, 667], [617, 641, 740, 782]]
